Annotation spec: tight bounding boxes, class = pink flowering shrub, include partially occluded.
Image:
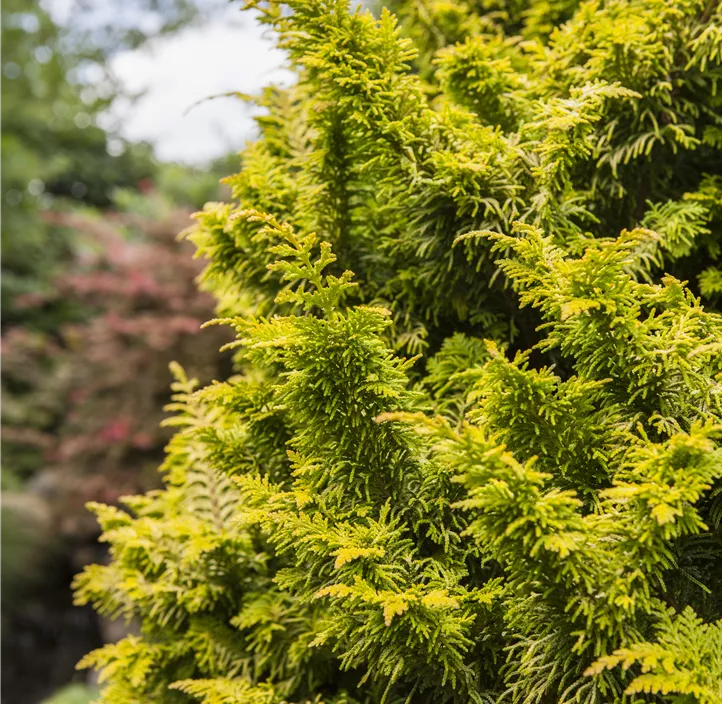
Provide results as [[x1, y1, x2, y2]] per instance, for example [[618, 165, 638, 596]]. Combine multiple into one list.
[[2, 199, 230, 538]]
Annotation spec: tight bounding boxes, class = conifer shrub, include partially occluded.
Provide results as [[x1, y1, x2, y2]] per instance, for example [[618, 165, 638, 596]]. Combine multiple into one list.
[[76, 0, 722, 702]]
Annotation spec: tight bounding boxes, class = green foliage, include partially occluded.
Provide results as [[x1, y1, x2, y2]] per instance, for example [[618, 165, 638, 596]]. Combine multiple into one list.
[[77, 0, 722, 703], [587, 606, 722, 703], [0, 0, 156, 328], [41, 683, 98, 704], [0, 494, 56, 613]]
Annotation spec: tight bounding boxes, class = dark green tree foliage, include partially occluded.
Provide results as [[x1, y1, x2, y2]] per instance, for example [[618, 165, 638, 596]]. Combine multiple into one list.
[[0, 0, 211, 328], [0, 0, 157, 328], [76, 0, 722, 702]]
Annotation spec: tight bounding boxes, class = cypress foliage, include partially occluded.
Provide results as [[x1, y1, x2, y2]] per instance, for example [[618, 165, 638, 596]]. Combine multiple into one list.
[[76, 0, 722, 702]]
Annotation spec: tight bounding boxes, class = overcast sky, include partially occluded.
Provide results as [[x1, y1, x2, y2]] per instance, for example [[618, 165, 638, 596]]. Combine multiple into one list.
[[99, 4, 292, 164], [43, 0, 292, 163], [108, 6, 292, 163]]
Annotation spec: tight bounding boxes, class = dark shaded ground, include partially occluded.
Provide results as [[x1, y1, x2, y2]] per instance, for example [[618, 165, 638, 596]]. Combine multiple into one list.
[[1, 533, 105, 704]]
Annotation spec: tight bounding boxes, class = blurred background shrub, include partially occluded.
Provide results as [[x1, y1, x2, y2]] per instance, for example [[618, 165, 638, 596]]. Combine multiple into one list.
[[1, 1, 256, 701]]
